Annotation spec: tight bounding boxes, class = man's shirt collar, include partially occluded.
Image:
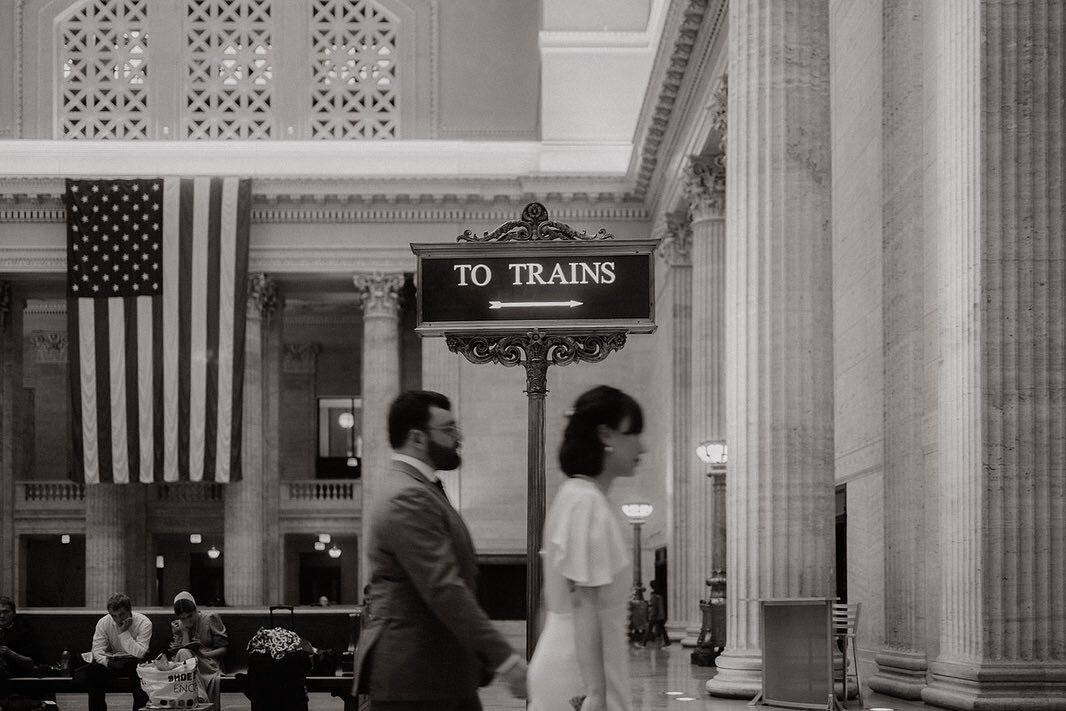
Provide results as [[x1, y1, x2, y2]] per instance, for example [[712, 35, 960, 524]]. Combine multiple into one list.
[[392, 453, 439, 482]]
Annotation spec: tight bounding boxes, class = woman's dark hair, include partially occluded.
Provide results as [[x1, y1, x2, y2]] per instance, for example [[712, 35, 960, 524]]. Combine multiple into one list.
[[174, 598, 197, 615], [559, 385, 643, 477], [387, 390, 452, 449]]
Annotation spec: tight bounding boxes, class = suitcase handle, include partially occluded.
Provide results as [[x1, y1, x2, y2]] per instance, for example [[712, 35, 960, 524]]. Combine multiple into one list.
[[268, 605, 295, 627]]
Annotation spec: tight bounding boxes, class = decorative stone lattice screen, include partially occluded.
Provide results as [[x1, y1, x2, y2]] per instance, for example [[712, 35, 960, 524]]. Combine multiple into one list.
[[59, 0, 150, 139], [56, 0, 399, 140], [311, 0, 398, 139]]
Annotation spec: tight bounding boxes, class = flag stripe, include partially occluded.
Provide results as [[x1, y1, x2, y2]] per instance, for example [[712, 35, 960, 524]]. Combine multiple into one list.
[[228, 179, 251, 478], [177, 179, 193, 481], [204, 178, 222, 480], [93, 298, 113, 483], [188, 178, 209, 481], [152, 292, 165, 480], [137, 296, 154, 482], [163, 179, 181, 482], [78, 300, 99, 483], [68, 298, 85, 483], [108, 298, 129, 484], [124, 299, 141, 484]]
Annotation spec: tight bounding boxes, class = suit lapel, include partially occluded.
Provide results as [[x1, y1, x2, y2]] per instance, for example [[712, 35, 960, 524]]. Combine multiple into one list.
[[392, 460, 478, 580]]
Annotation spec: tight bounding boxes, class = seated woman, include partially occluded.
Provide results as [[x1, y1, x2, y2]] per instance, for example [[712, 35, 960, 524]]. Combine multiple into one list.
[[170, 591, 228, 711]]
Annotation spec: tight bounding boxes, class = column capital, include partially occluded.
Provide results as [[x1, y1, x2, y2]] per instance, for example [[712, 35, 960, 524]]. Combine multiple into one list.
[[30, 331, 67, 363], [684, 155, 726, 220], [656, 210, 693, 267], [247, 273, 280, 318], [353, 272, 404, 318], [710, 74, 728, 152], [282, 342, 320, 374]]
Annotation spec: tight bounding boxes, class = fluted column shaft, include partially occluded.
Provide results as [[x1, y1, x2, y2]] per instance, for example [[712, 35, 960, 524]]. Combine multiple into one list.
[[685, 161, 726, 646], [85, 485, 128, 607], [869, 0, 931, 699], [923, 3, 1066, 708], [223, 275, 276, 605], [708, 0, 834, 698], [356, 273, 404, 591], [0, 283, 16, 598], [659, 213, 695, 640], [421, 337, 462, 502]]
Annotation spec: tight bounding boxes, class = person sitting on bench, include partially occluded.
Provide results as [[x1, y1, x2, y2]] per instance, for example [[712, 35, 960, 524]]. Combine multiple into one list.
[[72, 593, 151, 711]]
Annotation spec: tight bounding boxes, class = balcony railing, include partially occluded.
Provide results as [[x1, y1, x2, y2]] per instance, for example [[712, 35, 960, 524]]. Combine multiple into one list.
[[282, 479, 361, 512], [17, 481, 85, 509]]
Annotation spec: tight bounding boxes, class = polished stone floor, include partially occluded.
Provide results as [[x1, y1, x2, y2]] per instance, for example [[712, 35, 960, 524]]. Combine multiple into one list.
[[50, 643, 932, 710]]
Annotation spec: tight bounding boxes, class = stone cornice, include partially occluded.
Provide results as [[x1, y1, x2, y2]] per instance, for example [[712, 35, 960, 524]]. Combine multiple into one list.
[[628, 0, 726, 201]]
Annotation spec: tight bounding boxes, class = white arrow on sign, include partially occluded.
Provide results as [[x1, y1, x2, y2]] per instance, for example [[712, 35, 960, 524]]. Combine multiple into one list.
[[488, 300, 583, 310]]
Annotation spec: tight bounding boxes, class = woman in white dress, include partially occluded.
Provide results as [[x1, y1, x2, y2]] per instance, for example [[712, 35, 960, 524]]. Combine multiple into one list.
[[528, 385, 645, 711]]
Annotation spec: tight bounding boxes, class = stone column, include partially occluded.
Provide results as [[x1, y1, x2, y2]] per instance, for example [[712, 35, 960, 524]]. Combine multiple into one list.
[[658, 211, 695, 641], [223, 274, 277, 605], [921, 3, 1066, 708], [421, 337, 462, 503], [707, 0, 834, 698], [868, 0, 930, 699], [85, 484, 129, 607], [684, 155, 727, 647], [281, 344, 321, 481], [0, 283, 17, 597], [355, 272, 404, 590]]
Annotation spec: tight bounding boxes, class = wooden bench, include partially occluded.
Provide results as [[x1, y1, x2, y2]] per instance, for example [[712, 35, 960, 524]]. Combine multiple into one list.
[[4, 606, 365, 710]]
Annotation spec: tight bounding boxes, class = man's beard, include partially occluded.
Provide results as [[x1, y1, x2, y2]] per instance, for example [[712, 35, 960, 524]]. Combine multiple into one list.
[[427, 438, 461, 471]]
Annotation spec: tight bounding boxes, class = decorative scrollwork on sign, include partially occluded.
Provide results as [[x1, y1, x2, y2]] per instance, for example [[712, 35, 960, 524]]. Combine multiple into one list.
[[446, 330, 628, 396], [457, 202, 614, 243]]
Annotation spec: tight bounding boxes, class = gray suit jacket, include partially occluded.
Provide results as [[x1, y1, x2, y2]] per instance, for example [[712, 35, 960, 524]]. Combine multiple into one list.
[[351, 459, 513, 701]]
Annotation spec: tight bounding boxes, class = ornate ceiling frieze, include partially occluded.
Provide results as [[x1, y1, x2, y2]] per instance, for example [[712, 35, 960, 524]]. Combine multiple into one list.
[[629, 0, 726, 200]]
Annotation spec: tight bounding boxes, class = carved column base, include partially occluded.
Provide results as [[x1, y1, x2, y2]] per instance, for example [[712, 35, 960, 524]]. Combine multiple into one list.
[[869, 647, 928, 700], [921, 661, 1066, 711], [705, 649, 762, 699], [680, 626, 701, 647]]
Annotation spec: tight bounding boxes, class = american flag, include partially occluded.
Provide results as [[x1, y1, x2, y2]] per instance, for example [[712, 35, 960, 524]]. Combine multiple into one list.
[[65, 177, 250, 484]]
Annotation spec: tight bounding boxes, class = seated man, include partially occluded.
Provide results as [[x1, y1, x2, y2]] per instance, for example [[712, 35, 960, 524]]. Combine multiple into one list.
[[72, 593, 151, 711], [0, 595, 36, 681]]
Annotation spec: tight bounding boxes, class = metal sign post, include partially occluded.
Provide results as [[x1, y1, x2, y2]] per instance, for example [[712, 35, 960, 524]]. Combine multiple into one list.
[[411, 202, 658, 659]]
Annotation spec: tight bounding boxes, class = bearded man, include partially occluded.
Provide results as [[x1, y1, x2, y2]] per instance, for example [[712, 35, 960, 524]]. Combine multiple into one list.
[[351, 390, 526, 711]]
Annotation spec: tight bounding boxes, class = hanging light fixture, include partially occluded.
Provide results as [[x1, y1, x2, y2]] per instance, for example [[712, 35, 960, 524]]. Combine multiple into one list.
[[60, 534, 71, 544], [189, 533, 202, 544], [328, 544, 342, 559], [314, 541, 326, 551], [207, 546, 221, 560], [318, 533, 332, 543]]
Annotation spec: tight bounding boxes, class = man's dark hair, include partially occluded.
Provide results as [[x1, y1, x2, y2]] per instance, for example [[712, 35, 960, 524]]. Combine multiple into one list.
[[0, 595, 15, 614], [388, 390, 452, 449], [559, 385, 643, 477], [106, 593, 132, 613]]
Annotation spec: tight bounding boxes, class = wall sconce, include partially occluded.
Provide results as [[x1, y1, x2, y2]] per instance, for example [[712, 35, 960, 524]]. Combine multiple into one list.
[[328, 544, 342, 559], [60, 534, 71, 544], [696, 440, 728, 473], [314, 541, 326, 551], [189, 533, 202, 544], [207, 546, 221, 560]]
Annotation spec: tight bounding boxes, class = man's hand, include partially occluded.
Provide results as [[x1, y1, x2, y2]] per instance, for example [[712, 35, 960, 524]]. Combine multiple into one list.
[[500, 656, 528, 699], [117, 616, 133, 632]]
